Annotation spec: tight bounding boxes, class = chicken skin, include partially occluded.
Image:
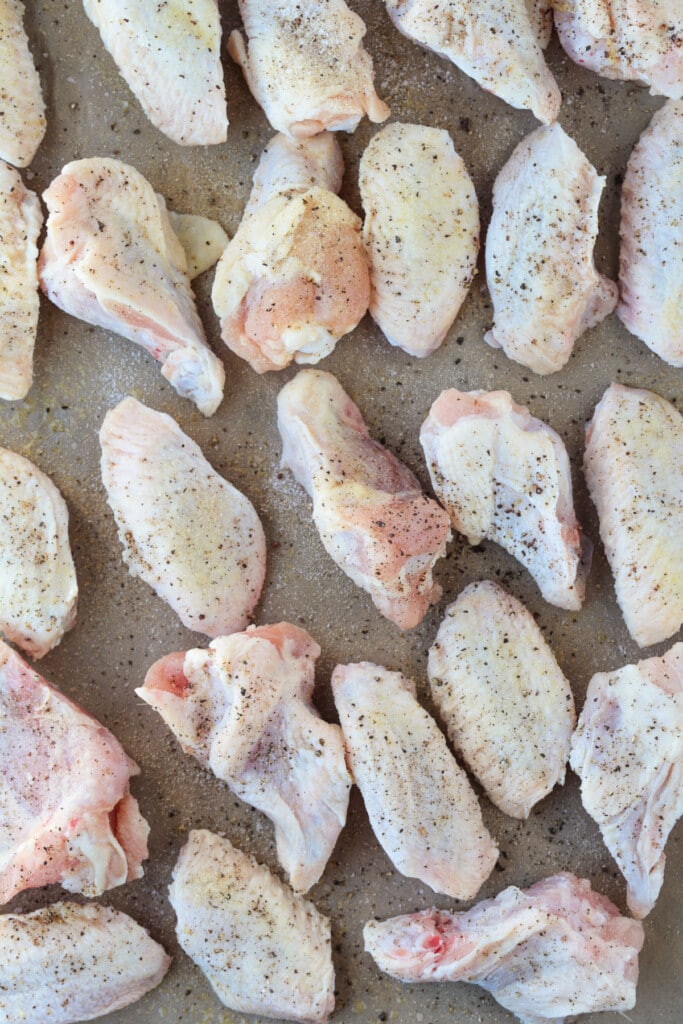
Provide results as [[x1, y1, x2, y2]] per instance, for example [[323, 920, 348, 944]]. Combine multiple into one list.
[[485, 124, 618, 375], [421, 389, 587, 610], [360, 122, 479, 357], [40, 158, 225, 416], [278, 369, 452, 629], [138, 623, 351, 893], [228, 0, 389, 138], [100, 397, 266, 638], [0, 0, 45, 168]]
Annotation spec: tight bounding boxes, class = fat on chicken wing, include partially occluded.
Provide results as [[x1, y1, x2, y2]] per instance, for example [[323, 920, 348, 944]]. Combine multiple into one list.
[[0, 0, 45, 168], [428, 581, 575, 819], [0, 640, 149, 905], [571, 644, 682, 919], [82, 0, 228, 145], [0, 901, 170, 1024], [584, 382, 683, 647], [383, 0, 561, 123], [485, 123, 618, 375], [332, 662, 498, 900], [138, 623, 351, 893], [617, 99, 683, 366], [553, 0, 683, 98], [40, 158, 225, 416], [421, 389, 588, 610], [167, 210, 229, 279], [169, 829, 335, 1023], [0, 448, 77, 659], [100, 397, 266, 639], [0, 162, 41, 401], [360, 122, 479, 357], [278, 369, 452, 629], [212, 133, 369, 372], [228, 0, 389, 138], [364, 872, 644, 1024]]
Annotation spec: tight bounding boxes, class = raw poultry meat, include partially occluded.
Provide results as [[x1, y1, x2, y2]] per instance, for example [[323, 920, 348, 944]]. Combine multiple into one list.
[[278, 369, 452, 629], [0, 900, 170, 1024], [100, 397, 266, 639], [40, 158, 225, 416], [138, 623, 351, 893], [82, 0, 227, 144], [212, 133, 369, 372], [167, 210, 229, 279], [584, 382, 683, 646], [332, 662, 498, 899], [0, 0, 45, 167], [364, 872, 644, 1024], [0, 447, 77, 659], [570, 643, 683, 919], [228, 0, 389, 138], [0, 162, 41, 401], [553, 0, 683, 98], [428, 580, 575, 819], [420, 389, 588, 610], [169, 829, 335, 1023], [617, 99, 683, 366], [382, 0, 561, 123], [359, 122, 479, 357], [485, 123, 618, 375], [0, 640, 148, 904]]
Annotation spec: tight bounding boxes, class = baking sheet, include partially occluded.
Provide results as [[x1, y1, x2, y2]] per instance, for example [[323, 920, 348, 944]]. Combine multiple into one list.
[[3, 2, 681, 1022]]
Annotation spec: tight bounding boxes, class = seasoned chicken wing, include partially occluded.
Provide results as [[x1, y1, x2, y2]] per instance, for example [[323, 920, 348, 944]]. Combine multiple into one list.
[[428, 581, 575, 819], [278, 369, 452, 629], [360, 122, 479, 357], [383, 0, 561, 123], [364, 872, 644, 1024], [485, 123, 618, 375], [212, 133, 369, 373], [169, 829, 335, 1023], [0, 0, 45, 167], [421, 389, 587, 610], [571, 643, 683, 918], [228, 0, 389, 138], [138, 623, 351, 893], [332, 662, 498, 900], [0, 640, 148, 905], [40, 158, 225, 416], [617, 99, 683, 366], [83, 0, 228, 144], [100, 397, 266, 639], [0, 901, 170, 1024], [584, 383, 683, 647]]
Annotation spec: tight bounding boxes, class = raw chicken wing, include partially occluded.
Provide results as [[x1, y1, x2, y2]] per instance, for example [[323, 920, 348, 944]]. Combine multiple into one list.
[[0, 162, 41, 400], [40, 158, 225, 415], [0, 900, 170, 1024], [100, 397, 266, 638], [360, 122, 479, 357], [167, 210, 229, 279], [83, 0, 228, 144], [332, 662, 498, 899], [584, 382, 683, 646], [485, 123, 618, 374], [571, 643, 683, 918], [169, 829, 335, 1023], [0, 0, 45, 167], [428, 581, 575, 819], [0, 640, 149, 904], [383, 0, 561, 123], [0, 448, 77, 659], [212, 133, 369, 372], [364, 872, 644, 1024], [138, 623, 351, 892], [228, 0, 389, 138], [278, 369, 452, 629], [421, 389, 587, 610], [617, 99, 683, 366]]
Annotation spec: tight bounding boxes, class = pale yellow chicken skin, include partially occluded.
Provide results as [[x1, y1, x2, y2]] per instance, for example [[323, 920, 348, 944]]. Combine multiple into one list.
[[0, 0, 45, 167]]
